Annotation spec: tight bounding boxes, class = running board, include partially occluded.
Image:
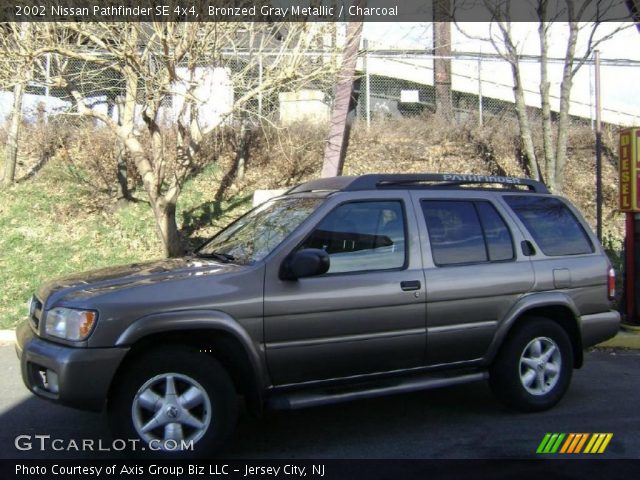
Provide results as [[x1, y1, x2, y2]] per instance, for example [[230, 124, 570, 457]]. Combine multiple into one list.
[[267, 371, 488, 410]]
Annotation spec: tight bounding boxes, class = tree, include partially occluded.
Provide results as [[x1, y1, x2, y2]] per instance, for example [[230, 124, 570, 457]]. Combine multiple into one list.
[[457, 0, 631, 191], [0, 23, 31, 187], [22, 21, 337, 256]]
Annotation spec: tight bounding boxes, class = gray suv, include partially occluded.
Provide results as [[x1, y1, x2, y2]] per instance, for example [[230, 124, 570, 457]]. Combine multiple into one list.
[[16, 173, 620, 454]]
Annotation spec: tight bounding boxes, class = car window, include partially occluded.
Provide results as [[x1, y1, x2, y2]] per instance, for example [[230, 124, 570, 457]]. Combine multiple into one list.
[[197, 197, 322, 264], [300, 201, 406, 274], [421, 201, 487, 265], [476, 202, 515, 261], [504, 196, 594, 256]]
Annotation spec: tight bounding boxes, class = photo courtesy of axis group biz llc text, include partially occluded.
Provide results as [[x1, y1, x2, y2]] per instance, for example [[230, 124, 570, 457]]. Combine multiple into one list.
[[0, 1, 640, 479]]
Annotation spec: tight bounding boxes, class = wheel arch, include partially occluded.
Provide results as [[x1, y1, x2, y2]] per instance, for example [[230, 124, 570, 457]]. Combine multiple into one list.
[[486, 293, 584, 369], [109, 310, 267, 414]]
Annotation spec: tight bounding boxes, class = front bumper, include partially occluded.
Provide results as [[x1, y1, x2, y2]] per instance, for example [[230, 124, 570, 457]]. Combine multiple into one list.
[[15, 319, 129, 412], [580, 310, 621, 348]]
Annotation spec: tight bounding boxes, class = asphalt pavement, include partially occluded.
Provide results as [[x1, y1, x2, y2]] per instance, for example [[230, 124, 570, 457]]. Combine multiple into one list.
[[0, 343, 639, 459]]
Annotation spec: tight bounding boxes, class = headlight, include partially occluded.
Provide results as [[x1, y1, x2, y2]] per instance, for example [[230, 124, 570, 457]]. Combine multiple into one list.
[[45, 308, 97, 341]]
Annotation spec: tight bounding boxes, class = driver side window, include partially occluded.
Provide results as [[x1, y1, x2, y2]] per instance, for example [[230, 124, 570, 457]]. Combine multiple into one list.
[[300, 201, 406, 274]]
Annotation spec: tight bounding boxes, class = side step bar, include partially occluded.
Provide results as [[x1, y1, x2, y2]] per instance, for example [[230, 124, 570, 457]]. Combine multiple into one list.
[[267, 371, 488, 410]]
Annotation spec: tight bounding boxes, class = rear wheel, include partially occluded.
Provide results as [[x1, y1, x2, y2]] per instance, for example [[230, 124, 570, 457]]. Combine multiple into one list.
[[490, 318, 573, 412], [108, 346, 237, 456]]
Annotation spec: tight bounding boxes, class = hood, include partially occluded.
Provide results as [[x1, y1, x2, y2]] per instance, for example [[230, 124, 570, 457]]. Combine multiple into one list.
[[37, 257, 244, 305]]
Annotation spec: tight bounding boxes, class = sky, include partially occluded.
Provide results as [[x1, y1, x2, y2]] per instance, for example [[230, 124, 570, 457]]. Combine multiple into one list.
[[363, 22, 640, 125]]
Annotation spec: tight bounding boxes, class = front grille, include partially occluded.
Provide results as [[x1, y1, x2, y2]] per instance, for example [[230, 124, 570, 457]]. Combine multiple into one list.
[[29, 296, 43, 332]]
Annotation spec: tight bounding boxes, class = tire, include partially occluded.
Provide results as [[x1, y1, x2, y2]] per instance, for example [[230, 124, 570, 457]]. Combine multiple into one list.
[[489, 318, 573, 412], [108, 346, 238, 456]]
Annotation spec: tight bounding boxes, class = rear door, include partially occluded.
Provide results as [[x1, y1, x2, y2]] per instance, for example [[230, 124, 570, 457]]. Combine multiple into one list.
[[502, 194, 607, 314], [411, 191, 535, 365]]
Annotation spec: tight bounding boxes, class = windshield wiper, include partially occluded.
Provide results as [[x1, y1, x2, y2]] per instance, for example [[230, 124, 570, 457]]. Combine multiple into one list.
[[195, 251, 236, 263]]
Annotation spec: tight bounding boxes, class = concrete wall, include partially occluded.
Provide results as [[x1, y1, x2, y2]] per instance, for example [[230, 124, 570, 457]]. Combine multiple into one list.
[[279, 90, 330, 125]]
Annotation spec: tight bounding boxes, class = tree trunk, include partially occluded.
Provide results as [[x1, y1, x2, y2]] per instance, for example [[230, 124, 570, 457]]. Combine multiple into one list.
[[538, 18, 555, 189], [234, 117, 248, 184], [511, 64, 540, 180], [124, 133, 184, 257], [152, 198, 183, 258], [321, 8, 363, 178], [2, 82, 25, 186], [554, 20, 579, 193], [495, 21, 540, 181], [114, 95, 131, 203]]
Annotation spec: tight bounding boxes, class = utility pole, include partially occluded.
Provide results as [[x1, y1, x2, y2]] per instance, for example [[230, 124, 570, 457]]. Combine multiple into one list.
[[595, 50, 603, 242], [321, 1, 365, 178], [433, 0, 453, 119]]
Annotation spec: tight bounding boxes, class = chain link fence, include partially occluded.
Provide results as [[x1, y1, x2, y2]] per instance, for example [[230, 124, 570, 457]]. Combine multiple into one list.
[[354, 49, 640, 129], [1, 49, 640, 132]]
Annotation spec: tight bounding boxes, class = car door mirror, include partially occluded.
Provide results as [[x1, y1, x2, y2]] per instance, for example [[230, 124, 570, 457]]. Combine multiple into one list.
[[280, 249, 330, 281]]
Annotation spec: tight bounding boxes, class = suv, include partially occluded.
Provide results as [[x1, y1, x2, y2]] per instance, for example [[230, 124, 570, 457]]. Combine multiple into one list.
[[16, 173, 620, 454]]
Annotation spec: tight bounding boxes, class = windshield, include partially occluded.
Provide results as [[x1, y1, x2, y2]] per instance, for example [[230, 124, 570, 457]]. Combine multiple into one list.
[[196, 197, 322, 265]]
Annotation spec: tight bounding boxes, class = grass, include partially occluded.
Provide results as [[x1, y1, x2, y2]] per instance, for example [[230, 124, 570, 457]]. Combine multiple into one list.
[[0, 160, 252, 329]]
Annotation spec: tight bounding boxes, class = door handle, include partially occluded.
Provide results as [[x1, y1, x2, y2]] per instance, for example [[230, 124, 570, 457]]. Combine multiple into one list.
[[401, 280, 421, 291]]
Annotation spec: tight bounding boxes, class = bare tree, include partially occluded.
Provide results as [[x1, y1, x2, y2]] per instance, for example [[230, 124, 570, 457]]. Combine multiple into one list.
[[460, 11, 542, 180], [20, 21, 337, 256], [0, 23, 31, 187], [457, 1, 631, 191]]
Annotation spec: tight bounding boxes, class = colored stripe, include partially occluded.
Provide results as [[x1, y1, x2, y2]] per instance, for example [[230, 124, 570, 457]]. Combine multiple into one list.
[[543, 434, 560, 453], [560, 434, 575, 454], [567, 434, 583, 454], [584, 434, 598, 454], [574, 434, 589, 454], [591, 434, 607, 453], [537, 433, 552, 454], [597, 434, 613, 454], [538, 432, 612, 455], [550, 433, 566, 453]]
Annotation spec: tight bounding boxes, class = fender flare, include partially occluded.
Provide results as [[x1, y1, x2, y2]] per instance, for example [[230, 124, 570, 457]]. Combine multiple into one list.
[[484, 292, 582, 365], [115, 309, 268, 395]]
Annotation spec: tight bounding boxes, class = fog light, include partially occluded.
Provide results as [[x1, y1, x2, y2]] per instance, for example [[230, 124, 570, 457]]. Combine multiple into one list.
[[38, 368, 59, 394], [46, 369, 59, 394]]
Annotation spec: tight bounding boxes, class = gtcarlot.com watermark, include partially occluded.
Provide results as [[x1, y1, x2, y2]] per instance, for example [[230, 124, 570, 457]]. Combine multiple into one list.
[[14, 434, 193, 452]]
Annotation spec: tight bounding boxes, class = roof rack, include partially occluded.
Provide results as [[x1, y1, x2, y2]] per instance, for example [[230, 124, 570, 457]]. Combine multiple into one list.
[[288, 173, 549, 194]]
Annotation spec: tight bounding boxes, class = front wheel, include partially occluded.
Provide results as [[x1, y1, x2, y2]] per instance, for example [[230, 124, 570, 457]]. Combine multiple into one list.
[[489, 318, 573, 412], [108, 346, 238, 456]]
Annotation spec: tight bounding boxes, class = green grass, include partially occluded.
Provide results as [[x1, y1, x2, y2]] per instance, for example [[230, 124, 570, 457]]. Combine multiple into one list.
[[0, 161, 252, 329]]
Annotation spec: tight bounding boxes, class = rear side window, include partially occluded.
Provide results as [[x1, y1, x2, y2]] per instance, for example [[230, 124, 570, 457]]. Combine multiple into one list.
[[421, 200, 514, 266], [476, 202, 514, 261], [504, 196, 593, 256]]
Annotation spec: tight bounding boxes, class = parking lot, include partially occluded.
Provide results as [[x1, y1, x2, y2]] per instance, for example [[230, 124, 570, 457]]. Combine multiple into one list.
[[1, 344, 639, 459]]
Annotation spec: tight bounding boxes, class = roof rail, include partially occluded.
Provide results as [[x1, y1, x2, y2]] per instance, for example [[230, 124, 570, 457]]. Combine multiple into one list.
[[355, 174, 549, 193], [288, 173, 549, 194]]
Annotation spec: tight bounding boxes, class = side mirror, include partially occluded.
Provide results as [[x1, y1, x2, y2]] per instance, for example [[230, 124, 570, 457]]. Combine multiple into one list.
[[280, 249, 330, 281]]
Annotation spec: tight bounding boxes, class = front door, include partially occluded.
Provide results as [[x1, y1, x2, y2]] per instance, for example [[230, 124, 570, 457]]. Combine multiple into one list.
[[264, 195, 426, 385]]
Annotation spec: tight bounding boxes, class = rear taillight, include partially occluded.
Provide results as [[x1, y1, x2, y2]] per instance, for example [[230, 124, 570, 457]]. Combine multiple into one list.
[[608, 267, 616, 301]]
